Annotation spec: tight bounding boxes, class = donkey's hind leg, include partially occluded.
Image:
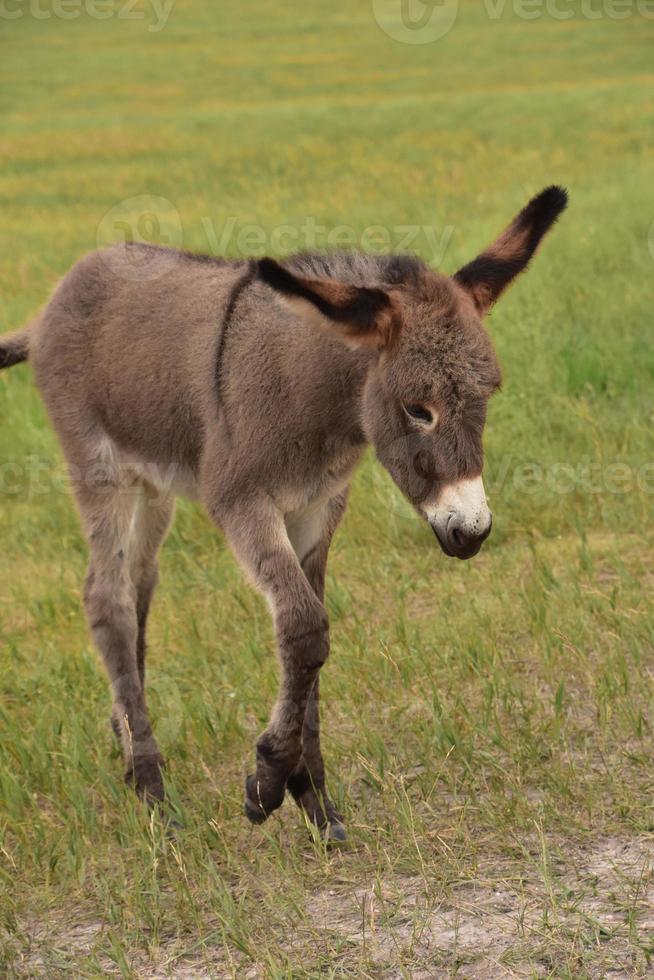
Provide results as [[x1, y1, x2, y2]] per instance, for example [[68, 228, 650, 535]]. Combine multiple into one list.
[[76, 471, 166, 804], [128, 483, 175, 688]]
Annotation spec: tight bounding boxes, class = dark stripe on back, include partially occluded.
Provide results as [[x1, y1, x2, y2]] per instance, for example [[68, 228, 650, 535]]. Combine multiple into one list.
[[214, 260, 257, 430]]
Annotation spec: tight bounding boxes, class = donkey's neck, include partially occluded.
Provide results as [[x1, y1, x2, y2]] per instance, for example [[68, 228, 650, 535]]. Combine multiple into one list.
[[263, 335, 374, 515], [308, 338, 373, 447]]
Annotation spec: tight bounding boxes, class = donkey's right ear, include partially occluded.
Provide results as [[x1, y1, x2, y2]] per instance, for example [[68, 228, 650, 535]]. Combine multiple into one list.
[[257, 258, 402, 351]]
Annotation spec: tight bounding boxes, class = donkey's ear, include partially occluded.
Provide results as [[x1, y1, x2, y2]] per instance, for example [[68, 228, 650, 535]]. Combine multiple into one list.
[[454, 185, 568, 316], [257, 258, 402, 350]]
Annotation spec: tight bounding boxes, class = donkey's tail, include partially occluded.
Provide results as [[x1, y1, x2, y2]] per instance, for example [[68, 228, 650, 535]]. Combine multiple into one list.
[[0, 326, 32, 370]]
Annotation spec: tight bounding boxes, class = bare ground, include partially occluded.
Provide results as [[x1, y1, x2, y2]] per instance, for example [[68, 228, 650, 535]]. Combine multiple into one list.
[[10, 834, 654, 979]]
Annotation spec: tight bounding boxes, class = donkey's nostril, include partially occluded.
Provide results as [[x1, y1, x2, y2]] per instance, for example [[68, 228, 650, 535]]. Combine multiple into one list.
[[451, 526, 466, 549]]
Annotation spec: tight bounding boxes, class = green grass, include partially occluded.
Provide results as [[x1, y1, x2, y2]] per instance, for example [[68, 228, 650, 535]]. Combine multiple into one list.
[[1, 2, 654, 976]]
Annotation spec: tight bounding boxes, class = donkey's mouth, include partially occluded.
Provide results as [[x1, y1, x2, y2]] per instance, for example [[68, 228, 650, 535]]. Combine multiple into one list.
[[431, 516, 491, 561]]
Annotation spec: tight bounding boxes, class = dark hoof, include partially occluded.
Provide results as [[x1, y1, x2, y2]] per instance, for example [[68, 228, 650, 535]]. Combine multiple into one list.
[[323, 820, 347, 846], [125, 757, 165, 805], [244, 800, 268, 825], [244, 773, 284, 824], [288, 777, 345, 840]]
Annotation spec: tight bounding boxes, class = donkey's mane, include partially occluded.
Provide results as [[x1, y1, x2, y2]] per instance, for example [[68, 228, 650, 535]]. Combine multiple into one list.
[[123, 243, 430, 291], [284, 252, 428, 289]]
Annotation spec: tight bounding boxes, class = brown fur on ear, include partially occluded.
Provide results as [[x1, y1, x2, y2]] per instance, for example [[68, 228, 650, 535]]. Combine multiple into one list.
[[257, 258, 402, 351], [454, 185, 568, 315]]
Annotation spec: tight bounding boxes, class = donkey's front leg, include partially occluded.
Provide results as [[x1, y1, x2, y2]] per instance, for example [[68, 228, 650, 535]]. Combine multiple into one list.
[[286, 676, 345, 840], [215, 496, 330, 823], [285, 494, 348, 839]]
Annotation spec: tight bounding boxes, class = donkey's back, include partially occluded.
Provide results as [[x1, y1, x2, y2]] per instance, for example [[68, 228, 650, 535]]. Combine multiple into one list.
[[30, 245, 250, 482]]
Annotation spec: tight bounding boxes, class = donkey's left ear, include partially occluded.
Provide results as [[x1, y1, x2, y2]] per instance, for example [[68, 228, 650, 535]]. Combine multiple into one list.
[[454, 185, 568, 316], [257, 258, 402, 351]]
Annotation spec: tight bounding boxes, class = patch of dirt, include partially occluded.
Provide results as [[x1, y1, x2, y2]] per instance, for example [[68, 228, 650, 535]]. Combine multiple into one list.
[[11, 836, 654, 978], [306, 835, 654, 978], [12, 918, 231, 979]]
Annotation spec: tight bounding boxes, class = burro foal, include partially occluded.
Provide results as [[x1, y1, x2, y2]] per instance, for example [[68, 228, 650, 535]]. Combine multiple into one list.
[[0, 186, 567, 840]]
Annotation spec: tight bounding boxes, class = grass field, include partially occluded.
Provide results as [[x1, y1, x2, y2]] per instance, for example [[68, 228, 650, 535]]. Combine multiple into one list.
[[1, 2, 654, 976]]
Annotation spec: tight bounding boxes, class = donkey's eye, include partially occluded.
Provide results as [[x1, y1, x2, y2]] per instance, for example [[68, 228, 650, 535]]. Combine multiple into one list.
[[403, 403, 434, 425]]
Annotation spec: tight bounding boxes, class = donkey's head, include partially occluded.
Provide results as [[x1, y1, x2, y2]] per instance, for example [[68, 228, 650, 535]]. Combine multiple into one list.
[[258, 186, 567, 559]]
